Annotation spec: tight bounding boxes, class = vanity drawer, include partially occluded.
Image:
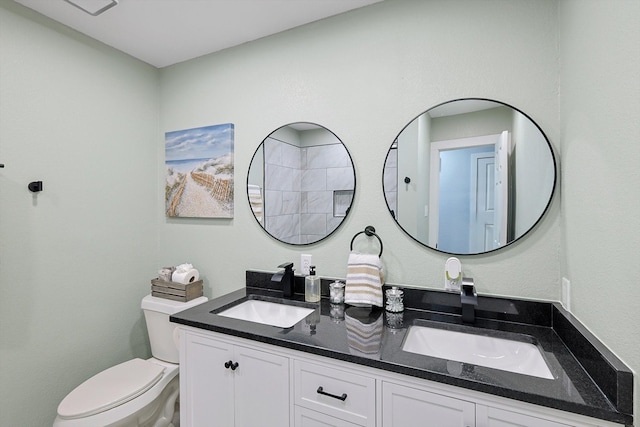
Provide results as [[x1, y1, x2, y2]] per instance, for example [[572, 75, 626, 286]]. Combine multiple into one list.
[[295, 406, 363, 427], [294, 360, 375, 427]]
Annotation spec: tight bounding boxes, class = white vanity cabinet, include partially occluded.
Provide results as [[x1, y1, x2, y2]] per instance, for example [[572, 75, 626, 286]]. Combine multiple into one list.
[[180, 329, 290, 427], [179, 327, 624, 427], [381, 381, 475, 427], [476, 405, 574, 427], [381, 380, 614, 427]]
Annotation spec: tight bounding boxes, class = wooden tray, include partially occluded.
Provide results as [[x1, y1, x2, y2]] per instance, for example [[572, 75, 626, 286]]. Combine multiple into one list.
[[150, 278, 203, 302]]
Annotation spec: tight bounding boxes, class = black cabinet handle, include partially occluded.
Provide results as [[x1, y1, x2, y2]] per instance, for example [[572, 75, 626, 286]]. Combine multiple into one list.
[[224, 360, 239, 370], [316, 386, 347, 401]]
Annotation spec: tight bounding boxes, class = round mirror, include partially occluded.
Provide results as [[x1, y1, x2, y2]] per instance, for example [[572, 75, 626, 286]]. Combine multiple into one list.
[[248, 122, 356, 245], [383, 99, 556, 255]]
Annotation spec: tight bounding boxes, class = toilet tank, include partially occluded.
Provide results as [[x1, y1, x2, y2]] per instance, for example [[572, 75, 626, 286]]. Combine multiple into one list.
[[141, 295, 208, 363]]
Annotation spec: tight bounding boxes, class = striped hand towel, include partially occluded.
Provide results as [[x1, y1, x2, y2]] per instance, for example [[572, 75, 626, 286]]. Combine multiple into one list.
[[345, 307, 383, 358], [345, 252, 384, 307]]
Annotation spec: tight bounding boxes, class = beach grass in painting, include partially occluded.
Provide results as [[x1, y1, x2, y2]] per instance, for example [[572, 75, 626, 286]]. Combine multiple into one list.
[[165, 123, 234, 218]]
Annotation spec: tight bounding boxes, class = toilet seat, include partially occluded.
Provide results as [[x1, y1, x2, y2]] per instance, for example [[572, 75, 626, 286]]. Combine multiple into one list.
[[57, 358, 165, 419]]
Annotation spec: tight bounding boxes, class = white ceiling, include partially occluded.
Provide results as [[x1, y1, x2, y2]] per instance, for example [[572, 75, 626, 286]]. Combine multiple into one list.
[[13, 0, 382, 68]]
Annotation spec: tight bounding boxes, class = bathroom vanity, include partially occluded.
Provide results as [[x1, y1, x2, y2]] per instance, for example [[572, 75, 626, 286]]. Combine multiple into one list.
[[170, 272, 633, 427]]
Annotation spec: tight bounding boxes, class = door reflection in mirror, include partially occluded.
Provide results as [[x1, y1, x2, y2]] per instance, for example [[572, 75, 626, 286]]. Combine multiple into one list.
[[383, 99, 556, 255], [248, 123, 355, 245], [438, 142, 496, 253]]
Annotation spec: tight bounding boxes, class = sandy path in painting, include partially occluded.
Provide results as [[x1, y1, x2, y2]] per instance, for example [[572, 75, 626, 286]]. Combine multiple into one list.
[[175, 174, 227, 217]]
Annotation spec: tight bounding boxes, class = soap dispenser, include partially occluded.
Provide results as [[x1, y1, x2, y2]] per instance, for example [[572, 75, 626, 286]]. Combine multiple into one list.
[[305, 266, 321, 303]]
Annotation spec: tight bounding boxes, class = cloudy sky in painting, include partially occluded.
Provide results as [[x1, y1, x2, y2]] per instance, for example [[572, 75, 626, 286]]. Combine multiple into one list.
[[165, 123, 234, 161]]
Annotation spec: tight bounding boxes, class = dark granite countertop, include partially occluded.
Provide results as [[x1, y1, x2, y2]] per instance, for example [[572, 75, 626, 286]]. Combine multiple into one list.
[[170, 272, 633, 426]]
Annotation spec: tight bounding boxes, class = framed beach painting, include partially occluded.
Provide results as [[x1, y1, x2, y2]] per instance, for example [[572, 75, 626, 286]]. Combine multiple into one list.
[[165, 123, 234, 218]]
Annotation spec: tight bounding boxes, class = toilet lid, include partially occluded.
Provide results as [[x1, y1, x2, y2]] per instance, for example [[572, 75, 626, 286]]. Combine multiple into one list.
[[57, 358, 165, 419]]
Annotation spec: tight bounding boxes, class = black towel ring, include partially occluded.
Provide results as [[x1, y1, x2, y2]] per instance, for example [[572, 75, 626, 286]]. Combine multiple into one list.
[[350, 225, 383, 257]]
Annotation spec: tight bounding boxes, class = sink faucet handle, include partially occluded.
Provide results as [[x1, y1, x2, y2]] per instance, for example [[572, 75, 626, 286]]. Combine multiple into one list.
[[278, 262, 294, 271], [461, 277, 476, 298], [275, 262, 295, 298], [460, 277, 477, 323]]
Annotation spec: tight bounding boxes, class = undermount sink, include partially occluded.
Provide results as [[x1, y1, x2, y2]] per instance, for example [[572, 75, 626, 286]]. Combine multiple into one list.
[[216, 297, 315, 328], [402, 322, 554, 379]]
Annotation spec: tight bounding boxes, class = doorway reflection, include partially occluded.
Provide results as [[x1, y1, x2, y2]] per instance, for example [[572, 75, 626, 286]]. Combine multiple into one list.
[[383, 99, 556, 255]]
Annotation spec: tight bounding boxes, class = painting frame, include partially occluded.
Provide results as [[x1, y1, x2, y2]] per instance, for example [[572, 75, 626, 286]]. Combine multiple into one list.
[[165, 123, 234, 218]]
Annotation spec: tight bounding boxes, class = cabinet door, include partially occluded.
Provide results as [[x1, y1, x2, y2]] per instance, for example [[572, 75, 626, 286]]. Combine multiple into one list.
[[382, 382, 475, 427], [295, 406, 362, 427], [234, 344, 290, 427], [476, 406, 575, 427], [181, 331, 235, 427]]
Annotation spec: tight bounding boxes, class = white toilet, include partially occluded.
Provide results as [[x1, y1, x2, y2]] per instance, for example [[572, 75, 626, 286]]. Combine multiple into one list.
[[53, 295, 207, 427]]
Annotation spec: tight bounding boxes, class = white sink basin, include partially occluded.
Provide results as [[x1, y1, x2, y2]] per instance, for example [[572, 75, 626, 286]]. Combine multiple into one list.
[[217, 299, 315, 328], [402, 324, 554, 379]]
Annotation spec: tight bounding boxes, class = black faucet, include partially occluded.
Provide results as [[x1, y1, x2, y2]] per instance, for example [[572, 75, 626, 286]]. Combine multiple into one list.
[[272, 262, 295, 298], [460, 277, 478, 323]]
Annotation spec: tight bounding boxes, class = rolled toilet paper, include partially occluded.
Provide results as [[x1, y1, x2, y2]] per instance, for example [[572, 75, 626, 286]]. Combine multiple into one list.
[[172, 268, 199, 284]]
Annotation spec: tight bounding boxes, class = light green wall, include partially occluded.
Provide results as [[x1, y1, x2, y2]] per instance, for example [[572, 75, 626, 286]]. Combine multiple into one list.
[[0, 1, 160, 425], [1, 0, 637, 425], [159, 0, 561, 302], [430, 106, 513, 142], [559, 0, 640, 420], [397, 117, 419, 235], [513, 109, 555, 237]]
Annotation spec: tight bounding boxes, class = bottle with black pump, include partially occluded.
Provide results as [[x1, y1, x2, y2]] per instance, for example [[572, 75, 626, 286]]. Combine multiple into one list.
[[305, 266, 320, 303]]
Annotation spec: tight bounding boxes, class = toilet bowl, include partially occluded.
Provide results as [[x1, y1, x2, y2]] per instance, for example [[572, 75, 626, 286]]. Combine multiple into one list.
[[53, 295, 207, 427]]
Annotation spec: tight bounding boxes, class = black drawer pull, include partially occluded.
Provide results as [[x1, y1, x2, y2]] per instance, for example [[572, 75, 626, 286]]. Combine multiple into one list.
[[317, 386, 347, 401]]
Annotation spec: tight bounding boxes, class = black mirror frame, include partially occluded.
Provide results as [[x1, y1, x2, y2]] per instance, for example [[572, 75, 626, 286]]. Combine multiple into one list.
[[382, 98, 557, 256], [247, 122, 357, 246]]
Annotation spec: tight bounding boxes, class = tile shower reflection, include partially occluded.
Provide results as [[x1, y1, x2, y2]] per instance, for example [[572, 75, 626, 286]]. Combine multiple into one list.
[[248, 123, 355, 245]]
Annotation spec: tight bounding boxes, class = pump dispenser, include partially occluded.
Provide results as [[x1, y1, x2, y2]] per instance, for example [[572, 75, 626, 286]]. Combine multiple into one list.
[[305, 266, 321, 303]]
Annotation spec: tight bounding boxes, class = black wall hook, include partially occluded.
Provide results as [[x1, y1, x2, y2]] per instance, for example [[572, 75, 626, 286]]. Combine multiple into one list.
[[28, 181, 43, 193]]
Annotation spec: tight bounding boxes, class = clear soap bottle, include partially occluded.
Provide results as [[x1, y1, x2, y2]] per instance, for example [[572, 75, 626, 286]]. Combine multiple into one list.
[[305, 266, 321, 303]]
